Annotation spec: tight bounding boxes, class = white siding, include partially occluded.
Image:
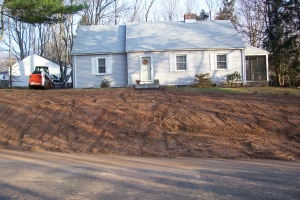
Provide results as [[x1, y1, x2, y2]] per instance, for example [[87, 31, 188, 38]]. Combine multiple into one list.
[[75, 53, 127, 88], [127, 50, 243, 85]]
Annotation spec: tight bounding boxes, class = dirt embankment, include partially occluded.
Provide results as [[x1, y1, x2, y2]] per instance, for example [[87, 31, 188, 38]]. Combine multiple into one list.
[[0, 88, 299, 160]]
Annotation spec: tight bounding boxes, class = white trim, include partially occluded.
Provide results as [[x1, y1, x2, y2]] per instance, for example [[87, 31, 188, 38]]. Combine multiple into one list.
[[169, 53, 175, 72], [215, 53, 228, 70], [187, 53, 194, 71], [228, 52, 233, 70], [266, 55, 269, 82], [94, 56, 112, 75], [175, 53, 188, 72], [106, 57, 112, 74], [127, 54, 130, 85], [139, 55, 142, 80], [140, 55, 153, 82], [210, 52, 215, 70], [91, 57, 97, 75]]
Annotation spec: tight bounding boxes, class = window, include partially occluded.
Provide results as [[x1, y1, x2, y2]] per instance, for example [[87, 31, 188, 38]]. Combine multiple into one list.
[[217, 54, 227, 69], [169, 53, 193, 72], [91, 57, 112, 75], [98, 58, 106, 74], [176, 55, 187, 70]]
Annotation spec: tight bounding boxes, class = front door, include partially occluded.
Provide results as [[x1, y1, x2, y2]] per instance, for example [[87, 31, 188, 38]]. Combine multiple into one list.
[[141, 57, 152, 82]]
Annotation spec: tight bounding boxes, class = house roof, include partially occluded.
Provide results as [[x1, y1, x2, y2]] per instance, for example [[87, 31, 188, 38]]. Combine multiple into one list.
[[126, 20, 245, 52], [71, 20, 245, 55], [71, 25, 126, 55], [245, 45, 269, 55]]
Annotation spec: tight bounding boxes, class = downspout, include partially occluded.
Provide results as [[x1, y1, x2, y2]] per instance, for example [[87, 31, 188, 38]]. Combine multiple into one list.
[[127, 53, 129, 85], [73, 55, 76, 89], [266, 54, 269, 83], [241, 49, 246, 86]]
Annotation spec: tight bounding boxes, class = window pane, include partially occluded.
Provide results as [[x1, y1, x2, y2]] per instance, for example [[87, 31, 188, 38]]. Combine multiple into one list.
[[177, 56, 186, 62], [217, 55, 226, 69], [98, 59, 106, 73], [176, 55, 187, 70], [98, 66, 106, 73], [217, 55, 226, 62], [217, 62, 226, 69], [177, 63, 186, 70]]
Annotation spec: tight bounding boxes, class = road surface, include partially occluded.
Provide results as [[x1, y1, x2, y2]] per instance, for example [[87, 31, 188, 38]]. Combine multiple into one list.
[[0, 149, 299, 199]]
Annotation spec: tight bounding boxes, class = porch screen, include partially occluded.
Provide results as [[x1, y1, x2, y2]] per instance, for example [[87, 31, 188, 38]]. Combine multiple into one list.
[[246, 56, 267, 81]]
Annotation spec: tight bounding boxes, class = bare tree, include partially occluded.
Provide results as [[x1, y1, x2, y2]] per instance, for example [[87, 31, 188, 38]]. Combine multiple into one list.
[[205, 0, 217, 20], [79, 0, 116, 25], [160, 0, 182, 21], [236, 0, 265, 47], [145, 0, 156, 22], [0, 18, 32, 61], [184, 0, 198, 13], [0, 52, 14, 73], [128, 0, 143, 22]]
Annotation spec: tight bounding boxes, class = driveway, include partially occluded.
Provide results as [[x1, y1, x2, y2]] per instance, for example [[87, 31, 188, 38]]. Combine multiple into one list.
[[0, 149, 299, 199]]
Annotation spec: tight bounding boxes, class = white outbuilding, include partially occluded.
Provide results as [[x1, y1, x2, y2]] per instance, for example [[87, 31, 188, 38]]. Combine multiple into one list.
[[11, 54, 61, 87]]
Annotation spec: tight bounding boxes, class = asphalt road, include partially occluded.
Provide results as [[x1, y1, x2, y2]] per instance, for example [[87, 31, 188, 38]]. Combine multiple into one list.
[[0, 149, 299, 200]]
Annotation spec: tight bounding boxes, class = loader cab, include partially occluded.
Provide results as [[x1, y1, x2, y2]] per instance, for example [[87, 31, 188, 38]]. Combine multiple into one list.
[[34, 66, 49, 74]]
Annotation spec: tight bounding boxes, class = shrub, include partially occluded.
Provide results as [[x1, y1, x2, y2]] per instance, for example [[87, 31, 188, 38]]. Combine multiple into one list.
[[226, 71, 241, 86], [194, 73, 213, 88], [100, 79, 110, 88]]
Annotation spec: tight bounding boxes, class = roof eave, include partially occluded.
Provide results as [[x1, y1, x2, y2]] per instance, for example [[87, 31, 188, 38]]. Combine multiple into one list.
[[125, 47, 246, 53], [70, 51, 126, 56]]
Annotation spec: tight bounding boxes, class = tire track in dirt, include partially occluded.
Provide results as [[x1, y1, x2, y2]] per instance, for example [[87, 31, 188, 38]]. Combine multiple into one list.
[[19, 109, 45, 149], [1, 89, 299, 160], [89, 130, 106, 153]]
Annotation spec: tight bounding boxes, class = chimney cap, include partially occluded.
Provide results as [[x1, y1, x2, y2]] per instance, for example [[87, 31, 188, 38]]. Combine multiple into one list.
[[184, 13, 196, 23]]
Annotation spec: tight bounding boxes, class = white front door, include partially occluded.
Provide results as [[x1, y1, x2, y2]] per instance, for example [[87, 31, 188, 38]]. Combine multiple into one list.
[[141, 57, 152, 82]]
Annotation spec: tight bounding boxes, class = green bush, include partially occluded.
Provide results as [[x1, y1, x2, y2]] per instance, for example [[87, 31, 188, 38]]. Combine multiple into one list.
[[194, 73, 213, 88], [100, 79, 110, 88], [226, 71, 241, 86]]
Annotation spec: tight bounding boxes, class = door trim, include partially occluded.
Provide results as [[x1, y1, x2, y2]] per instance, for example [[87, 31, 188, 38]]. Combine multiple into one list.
[[139, 56, 153, 83]]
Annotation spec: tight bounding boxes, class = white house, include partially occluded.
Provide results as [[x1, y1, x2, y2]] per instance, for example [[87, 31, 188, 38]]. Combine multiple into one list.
[[11, 54, 61, 87], [71, 14, 269, 88]]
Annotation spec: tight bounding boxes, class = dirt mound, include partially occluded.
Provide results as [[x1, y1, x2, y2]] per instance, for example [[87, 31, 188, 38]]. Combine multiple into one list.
[[0, 88, 299, 160]]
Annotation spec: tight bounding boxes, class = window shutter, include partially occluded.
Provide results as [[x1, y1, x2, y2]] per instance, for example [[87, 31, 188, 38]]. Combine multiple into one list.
[[187, 53, 194, 71], [91, 57, 96, 75], [106, 57, 112, 74], [228, 52, 233, 70], [169, 54, 175, 72], [209, 53, 215, 70]]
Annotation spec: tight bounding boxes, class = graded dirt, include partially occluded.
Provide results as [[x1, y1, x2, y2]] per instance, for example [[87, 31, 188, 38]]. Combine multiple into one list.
[[0, 88, 299, 160]]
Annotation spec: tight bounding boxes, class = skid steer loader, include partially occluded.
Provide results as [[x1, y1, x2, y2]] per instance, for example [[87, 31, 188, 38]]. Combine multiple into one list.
[[29, 66, 54, 90]]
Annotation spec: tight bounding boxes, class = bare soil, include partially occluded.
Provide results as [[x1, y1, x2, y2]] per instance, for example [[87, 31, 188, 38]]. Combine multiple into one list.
[[0, 88, 299, 160]]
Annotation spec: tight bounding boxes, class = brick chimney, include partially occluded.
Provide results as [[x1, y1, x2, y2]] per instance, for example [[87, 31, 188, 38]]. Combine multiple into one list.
[[184, 13, 196, 23]]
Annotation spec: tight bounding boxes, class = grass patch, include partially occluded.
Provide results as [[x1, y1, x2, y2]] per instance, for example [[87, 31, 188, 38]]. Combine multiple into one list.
[[170, 86, 300, 96]]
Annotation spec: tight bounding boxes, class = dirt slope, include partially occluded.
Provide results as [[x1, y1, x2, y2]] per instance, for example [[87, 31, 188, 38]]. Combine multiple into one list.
[[0, 88, 299, 160]]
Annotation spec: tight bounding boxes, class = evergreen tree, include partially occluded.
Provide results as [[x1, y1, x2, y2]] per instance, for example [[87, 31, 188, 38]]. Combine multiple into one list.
[[264, 0, 300, 86], [196, 9, 209, 21], [0, 0, 86, 42]]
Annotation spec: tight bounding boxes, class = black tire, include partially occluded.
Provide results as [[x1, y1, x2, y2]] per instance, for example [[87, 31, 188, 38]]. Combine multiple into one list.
[[44, 81, 51, 90]]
